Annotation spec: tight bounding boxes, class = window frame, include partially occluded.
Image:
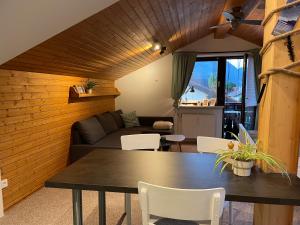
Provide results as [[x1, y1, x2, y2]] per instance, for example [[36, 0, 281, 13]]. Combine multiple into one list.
[[191, 55, 247, 107]]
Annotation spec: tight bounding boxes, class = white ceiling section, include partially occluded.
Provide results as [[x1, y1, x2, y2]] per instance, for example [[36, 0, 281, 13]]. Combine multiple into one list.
[[0, 0, 118, 65]]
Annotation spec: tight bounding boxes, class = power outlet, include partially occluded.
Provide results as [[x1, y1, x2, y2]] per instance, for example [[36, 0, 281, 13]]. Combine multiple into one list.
[[1, 179, 8, 189]]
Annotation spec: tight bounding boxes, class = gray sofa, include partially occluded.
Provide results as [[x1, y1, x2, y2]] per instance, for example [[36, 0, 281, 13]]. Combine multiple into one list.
[[70, 110, 174, 162]]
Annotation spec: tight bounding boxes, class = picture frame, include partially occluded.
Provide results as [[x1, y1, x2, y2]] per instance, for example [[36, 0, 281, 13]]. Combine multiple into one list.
[[74, 85, 86, 94]]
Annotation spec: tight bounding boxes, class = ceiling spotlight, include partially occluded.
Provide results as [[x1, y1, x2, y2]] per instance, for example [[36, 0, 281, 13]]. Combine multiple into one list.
[[152, 42, 162, 51], [160, 46, 167, 55]]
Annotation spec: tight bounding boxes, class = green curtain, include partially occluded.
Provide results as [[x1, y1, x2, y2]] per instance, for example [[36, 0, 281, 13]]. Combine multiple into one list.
[[249, 49, 262, 130], [171, 52, 197, 107]]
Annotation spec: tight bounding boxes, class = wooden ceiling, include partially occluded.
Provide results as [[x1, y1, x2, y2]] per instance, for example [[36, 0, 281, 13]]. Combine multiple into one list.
[[0, 0, 264, 80]]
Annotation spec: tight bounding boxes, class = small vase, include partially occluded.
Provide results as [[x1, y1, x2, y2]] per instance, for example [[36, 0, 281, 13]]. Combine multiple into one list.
[[233, 160, 254, 177], [86, 89, 92, 94]]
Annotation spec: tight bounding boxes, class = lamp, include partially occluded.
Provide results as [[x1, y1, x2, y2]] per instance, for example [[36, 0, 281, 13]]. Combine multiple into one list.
[[152, 42, 167, 55], [152, 42, 162, 51], [186, 86, 195, 93], [183, 85, 195, 103]]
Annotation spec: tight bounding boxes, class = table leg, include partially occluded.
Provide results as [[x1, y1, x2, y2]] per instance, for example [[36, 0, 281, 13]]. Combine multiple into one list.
[[72, 189, 83, 225], [125, 193, 131, 225], [178, 143, 182, 152], [228, 202, 233, 225], [98, 191, 106, 225]]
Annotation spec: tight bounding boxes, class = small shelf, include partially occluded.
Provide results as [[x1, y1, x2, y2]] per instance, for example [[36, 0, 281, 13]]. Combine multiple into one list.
[[69, 86, 120, 99]]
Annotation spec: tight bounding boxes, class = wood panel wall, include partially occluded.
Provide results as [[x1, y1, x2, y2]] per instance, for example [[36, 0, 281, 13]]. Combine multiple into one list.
[[0, 69, 115, 209]]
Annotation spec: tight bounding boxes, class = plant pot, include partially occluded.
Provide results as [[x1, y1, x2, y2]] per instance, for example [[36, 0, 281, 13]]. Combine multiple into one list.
[[232, 160, 254, 177], [86, 89, 92, 94]]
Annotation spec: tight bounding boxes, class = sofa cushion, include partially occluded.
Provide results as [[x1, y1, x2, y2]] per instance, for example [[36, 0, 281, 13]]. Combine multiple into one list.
[[153, 121, 174, 130], [110, 110, 124, 128], [93, 130, 142, 149], [121, 111, 140, 128], [77, 117, 106, 144], [96, 112, 119, 134]]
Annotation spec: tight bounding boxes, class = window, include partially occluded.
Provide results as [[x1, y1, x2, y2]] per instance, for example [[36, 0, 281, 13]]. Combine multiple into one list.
[[225, 58, 244, 104], [180, 56, 246, 106], [180, 54, 257, 137], [181, 60, 218, 104]]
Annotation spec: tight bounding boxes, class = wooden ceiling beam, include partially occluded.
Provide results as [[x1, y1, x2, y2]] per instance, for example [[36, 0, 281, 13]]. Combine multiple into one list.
[[229, 0, 264, 45], [242, 0, 264, 19]]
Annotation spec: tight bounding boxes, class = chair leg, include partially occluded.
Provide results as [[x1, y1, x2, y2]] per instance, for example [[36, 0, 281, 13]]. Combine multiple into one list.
[[228, 202, 233, 225], [125, 193, 131, 225]]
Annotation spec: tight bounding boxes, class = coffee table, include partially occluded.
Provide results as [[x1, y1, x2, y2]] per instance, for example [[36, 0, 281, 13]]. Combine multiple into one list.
[[162, 134, 185, 152]]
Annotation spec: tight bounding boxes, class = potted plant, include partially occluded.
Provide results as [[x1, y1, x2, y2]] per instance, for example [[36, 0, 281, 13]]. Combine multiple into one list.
[[85, 80, 97, 94], [214, 132, 290, 179]]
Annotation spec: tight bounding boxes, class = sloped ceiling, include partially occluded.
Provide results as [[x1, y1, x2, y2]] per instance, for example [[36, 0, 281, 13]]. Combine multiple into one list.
[[0, 0, 119, 65], [0, 0, 264, 80]]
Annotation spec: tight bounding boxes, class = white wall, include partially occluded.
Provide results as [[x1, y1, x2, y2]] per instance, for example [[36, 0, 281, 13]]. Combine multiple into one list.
[[0, 0, 118, 65], [115, 34, 260, 116], [116, 54, 174, 116]]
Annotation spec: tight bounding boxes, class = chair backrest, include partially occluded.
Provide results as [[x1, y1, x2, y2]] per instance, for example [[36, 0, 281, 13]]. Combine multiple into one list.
[[121, 134, 160, 151], [138, 182, 225, 225], [197, 136, 239, 153], [238, 123, 255, 145]]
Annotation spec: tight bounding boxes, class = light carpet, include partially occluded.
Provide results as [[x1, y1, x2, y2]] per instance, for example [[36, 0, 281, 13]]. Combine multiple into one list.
[[2, 187, 300, 225], [0, 188, 256, 225]]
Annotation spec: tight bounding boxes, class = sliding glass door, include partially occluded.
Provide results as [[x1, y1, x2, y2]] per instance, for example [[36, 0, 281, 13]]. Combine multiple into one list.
[[223, 57, 246, 139]]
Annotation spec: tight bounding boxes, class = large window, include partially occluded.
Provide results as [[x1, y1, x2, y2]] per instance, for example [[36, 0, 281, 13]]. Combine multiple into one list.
[[180, 55, 257, 137], [181, 60, 218, 103], [180, 56, 246, 106]]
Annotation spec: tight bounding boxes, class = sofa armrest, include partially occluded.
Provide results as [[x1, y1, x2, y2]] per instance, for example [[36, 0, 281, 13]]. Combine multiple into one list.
[[138, 116, 174, 127]]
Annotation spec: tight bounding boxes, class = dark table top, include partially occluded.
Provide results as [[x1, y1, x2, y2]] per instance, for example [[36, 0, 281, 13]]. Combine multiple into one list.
[[45, 149, 300, 206]]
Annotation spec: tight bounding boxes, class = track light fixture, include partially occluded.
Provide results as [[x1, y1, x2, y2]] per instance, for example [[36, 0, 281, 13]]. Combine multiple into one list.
[[152, 42, 167, 55]]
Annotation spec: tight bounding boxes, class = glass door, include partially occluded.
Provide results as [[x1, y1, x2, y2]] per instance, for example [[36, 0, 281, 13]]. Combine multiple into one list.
[[223, 57, 246, 139]]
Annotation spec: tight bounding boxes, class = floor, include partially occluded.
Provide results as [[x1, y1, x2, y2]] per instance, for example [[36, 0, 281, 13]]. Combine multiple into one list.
[[1, 144, 300, 225], [0, 188, 253, 225]]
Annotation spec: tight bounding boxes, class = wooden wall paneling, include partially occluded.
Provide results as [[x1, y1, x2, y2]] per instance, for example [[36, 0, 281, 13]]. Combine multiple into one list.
[[0, 69, 116, 209], [253, 0, 300, 224]]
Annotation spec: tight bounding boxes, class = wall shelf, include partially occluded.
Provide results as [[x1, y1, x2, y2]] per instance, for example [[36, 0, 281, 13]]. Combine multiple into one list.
[[69, 86, 120, 99]]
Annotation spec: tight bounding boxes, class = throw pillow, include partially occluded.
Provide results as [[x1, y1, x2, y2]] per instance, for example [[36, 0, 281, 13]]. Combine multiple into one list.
[[109, 110, 124, 128], [120, 111, 140, 128], [153, 121, 174, 130], [77, 117, 106, 144], [96, 112, 119, 134]]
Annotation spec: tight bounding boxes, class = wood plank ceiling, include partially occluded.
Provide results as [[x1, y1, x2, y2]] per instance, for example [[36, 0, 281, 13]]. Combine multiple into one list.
[[0, 0, 264, 80]]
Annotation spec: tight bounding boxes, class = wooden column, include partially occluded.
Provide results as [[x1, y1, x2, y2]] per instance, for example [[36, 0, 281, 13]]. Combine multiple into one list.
[[254, 0, 300, 224]]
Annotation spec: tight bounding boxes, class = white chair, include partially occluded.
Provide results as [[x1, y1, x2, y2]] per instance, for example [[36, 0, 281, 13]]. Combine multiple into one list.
[[138, 181, 225, 225], [197, 136, 239, 153], [120, 134, 161, 225], [197, 136, 239, 225]]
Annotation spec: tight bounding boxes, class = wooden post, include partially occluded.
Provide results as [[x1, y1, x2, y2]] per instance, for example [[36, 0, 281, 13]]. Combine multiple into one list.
[[254, 0, 300, 224]]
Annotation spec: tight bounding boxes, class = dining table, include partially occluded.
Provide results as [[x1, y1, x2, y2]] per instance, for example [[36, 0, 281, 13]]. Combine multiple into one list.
[[45, 149, 300, 225]]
